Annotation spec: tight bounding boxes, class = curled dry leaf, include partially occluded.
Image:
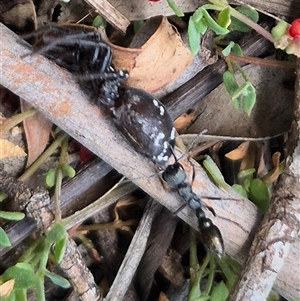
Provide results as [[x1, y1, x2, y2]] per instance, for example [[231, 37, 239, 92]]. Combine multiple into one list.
[[20, 101, 53, 168], [0, 279, 15, 299], [104, 16, 193, 93], [0, 139, 26, 159], [174, 112, 198, 133], [225, 141, 250, 161], [263, 152, 282, 184]]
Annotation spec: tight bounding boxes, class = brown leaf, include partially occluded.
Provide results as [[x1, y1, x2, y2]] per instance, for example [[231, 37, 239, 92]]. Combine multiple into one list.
[[105, 16, 193, 93], [225, 141, 250, 161], [20, 100, 52, 168], [0, 279, 15, 299], [0, 139, 26, 159], [263, 152, 282, 184], [174, 111, 198, 133]]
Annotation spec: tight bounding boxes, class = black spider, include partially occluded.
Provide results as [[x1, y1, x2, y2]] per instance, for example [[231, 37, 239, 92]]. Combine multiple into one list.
[[23, 24, 175, 167], [23, 24, 224, 255]]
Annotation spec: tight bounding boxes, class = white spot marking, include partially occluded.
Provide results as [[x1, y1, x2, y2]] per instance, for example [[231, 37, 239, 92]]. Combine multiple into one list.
[[159, 105, 164, 116], [154, 132, 165, 147], [153, 99, 159, 107], [157, 153, 169, 162], [170, 127, 176, 140]]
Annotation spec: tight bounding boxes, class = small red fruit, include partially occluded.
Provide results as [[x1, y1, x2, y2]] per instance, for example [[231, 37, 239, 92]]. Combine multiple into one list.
[[288, 19, 300, 41]]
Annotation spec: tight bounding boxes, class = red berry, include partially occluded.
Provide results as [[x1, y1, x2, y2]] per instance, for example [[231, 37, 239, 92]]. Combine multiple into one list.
[[148, 0, 160, 2], [288, 19, 300, 41]]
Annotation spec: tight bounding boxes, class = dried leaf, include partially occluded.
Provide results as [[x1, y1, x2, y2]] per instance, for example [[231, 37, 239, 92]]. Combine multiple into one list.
[[225, 141, 250, 160], [263, 152, 282, 184], [105, 16, 193, 93], [0, 279, 15, 298], [174, 112, 197, 133], [20, 101, 52, 168], [0, 139, 26, 159]]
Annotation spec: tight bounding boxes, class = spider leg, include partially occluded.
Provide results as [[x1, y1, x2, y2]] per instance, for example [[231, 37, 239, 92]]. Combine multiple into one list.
[[31, 33, 112, 74]]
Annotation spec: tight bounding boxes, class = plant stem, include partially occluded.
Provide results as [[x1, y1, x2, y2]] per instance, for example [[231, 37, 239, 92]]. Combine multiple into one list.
[[188, 254, 211, 301], [18, 132, 68, 183], [216, 48, 296, 69], [54, 136, 69, 221], [229, 8, 274, 43], [208, 0, 275, 43], [54, 168, 63, 221], [0, 108, 36, 137], [204, 255, 215, 295]]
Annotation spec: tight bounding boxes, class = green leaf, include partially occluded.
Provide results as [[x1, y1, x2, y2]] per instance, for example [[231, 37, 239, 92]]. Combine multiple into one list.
[[210, 281, 229, 301], [44, 270, 70, 289], [226, 256, 242, 274], [188, 17, 201, 55], [218, 256, 240, 289], [45, 223, 67, 244], [237, 168, 256, 179], [217, 7, 231, 29], [133, 20, 144, 33], [34, 272, 45, 301], [54, 234, 67, 263], [241, 84, 256, 115], [193, 7, 204, 22], [61, 164, 76, 179], [4, 290, 16, 301], [267, 290, 281, 301], [2, 263, 35, 290], [232, 184, 248, 198], [271, 21, 289, 40], [222, 41, 235, 56], [202, 155, 229, 189], [225, 78, 256, 115], [194, 17, 208, 35], [202, 9, 230, 35], [0, 227, 11, 247], [45, 168, 57, 188], [223, 71, 239, 97], [232, 43, 243, 56], [92, 15, 106, 28], [167, 0, 184, 17], [249, 178, 270, 212], [229, 6, 259, 33], [0, 211, 25, 221], [243, 178, 251, 192]]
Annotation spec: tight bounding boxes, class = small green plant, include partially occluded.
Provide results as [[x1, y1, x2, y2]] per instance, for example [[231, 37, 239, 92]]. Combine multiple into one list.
[[165, 0, 299, 115], [189, 1, 261, 115], [231, 150, 284, 212], [0, 211, 25, 247], [45, 132, 76, 221], [188, 229, 240, 301], [0, 223, 69, 301]]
